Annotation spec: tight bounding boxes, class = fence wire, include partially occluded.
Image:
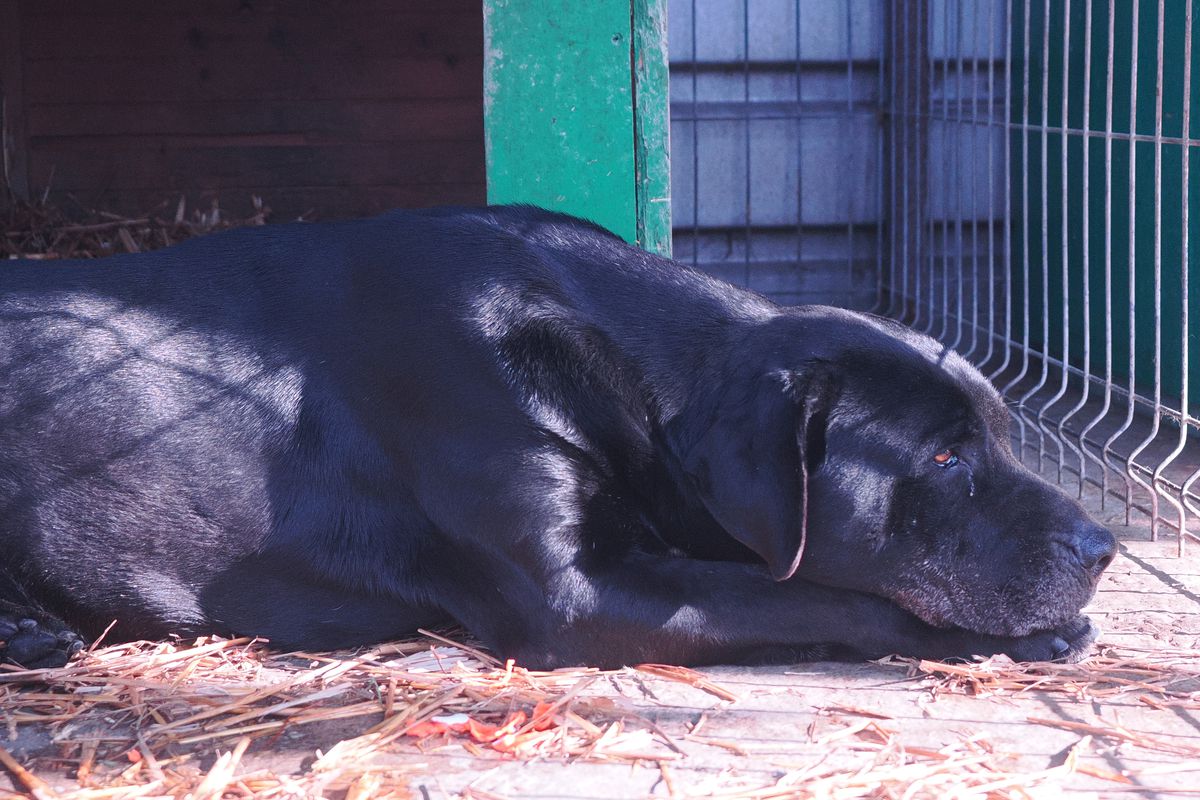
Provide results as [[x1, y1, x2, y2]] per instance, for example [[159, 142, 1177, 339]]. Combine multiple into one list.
[[882, 0, 1199, 554], [670, 0, 1198, 554]]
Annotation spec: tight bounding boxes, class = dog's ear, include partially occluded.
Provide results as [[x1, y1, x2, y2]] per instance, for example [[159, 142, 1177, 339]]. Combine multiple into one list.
[[669, 367, 831, 581]]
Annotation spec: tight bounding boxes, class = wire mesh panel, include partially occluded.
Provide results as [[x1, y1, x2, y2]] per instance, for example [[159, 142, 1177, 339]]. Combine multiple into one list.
[[668, 0, 887, 307], [963, 0, 1199, 553], [668, 0, 1199, 552]]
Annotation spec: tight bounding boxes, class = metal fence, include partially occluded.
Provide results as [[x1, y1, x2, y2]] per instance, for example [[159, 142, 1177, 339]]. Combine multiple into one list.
[[668, 1, 887, 307], [669, 0, 1199, 553]]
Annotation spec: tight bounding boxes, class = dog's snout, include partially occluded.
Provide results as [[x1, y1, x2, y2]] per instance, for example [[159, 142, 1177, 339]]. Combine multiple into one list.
[[1069, 521, 1118, 576]]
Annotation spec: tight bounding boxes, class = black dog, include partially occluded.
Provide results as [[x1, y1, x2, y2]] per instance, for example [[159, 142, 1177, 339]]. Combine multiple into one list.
[[0, 206, 1116, 669]]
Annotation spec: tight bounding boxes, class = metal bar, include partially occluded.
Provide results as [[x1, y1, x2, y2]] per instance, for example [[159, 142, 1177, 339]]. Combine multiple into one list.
[[949, 0, 966, 351], [909, 0, 921, 327], [887, 0, 900, 317], [1103, 0, 1140, 526], [934, 3, 952, 339], [1059, 0, 1094, 496], [846, 2, 855, 307], [902, 0, 913, 322], [874, 1, 888, 315], [671, 101, 884, 121], [930, 0, 941, 331], [964, 1, 984, 362], [681, 56, 885, 71], [902, 0, 930, 328], [797, 0, 806, 304], [1176, 1, 1197, 557], [984, 120, 1200, 146], [743, 0, 752, 288], [1127, 0, 1167, 538], [919, 0, 929, 327], [924, 0, 933, 328], [691, 0, 699, 268], [989, 0, 1015, 383], [1038, 0, 1073, 481], [981, 0, 998, 369], [1017, 0, 1052, 469], [1079, 0, 1117, 508], [1001, 0, 1034, 462]]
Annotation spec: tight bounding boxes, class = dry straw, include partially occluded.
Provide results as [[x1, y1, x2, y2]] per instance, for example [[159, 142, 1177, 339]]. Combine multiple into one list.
[[2, 194, 274, 261], [0, 636, 1196, 799], [0, 632, 677, 798]]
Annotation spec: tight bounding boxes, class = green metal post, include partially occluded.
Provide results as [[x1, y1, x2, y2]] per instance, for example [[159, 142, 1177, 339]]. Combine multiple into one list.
[[483, 0, 671, 256], [632, 0, 672, 257]]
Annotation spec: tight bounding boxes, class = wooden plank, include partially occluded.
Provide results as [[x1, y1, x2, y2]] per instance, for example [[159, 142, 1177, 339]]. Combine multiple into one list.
[[27, 99, 483, 142], [21, 0, 482, 18], [0, 0, 29, 198], [27, 141, 484, 191], [23, 11, 481, 62], [632, 0, 672, 256], [483, 0, 636, 242], [23, 56, 483, 104], [15, 0, 488, 221], [64, 184, 486, 221]]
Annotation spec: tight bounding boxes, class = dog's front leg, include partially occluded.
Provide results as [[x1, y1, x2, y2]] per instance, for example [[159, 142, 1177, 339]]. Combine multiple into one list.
[[0, 601, 85, 669], [428, 550, 1095, 668]]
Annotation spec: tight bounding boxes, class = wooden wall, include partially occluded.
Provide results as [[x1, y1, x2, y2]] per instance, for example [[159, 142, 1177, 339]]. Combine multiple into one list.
[[0, 0, 485, 220]]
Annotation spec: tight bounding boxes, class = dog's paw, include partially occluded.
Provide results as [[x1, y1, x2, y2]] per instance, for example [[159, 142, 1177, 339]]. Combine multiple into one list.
[[0, 612, 85, 669], [1004, 614, 1099, 663]]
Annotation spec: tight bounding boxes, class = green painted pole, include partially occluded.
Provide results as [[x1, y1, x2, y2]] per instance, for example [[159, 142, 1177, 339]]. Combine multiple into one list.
[[483, 0, 671, 256], [633, 0, 672, 257]]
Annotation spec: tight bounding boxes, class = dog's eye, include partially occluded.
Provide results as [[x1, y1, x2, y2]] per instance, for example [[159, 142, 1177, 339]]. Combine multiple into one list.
[[932, 449, 959, 468]]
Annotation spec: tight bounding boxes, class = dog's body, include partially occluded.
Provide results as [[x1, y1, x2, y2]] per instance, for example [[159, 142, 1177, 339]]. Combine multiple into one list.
[[0, 206, 1115, 668]]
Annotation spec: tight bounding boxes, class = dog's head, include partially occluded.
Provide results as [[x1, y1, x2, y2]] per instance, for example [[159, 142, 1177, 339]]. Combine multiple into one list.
[[670, 308, 1116, 638]]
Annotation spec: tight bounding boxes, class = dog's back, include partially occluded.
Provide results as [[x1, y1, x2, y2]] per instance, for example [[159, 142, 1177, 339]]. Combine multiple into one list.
[[0, 207, 751, 644]]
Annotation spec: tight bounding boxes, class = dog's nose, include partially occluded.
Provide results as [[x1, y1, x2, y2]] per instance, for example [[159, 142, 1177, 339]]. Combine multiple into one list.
[[1070, 521, 1118, 576]]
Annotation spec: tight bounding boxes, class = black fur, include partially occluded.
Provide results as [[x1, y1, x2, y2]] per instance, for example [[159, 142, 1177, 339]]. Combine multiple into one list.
[[0, 206, 1116, 669]]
